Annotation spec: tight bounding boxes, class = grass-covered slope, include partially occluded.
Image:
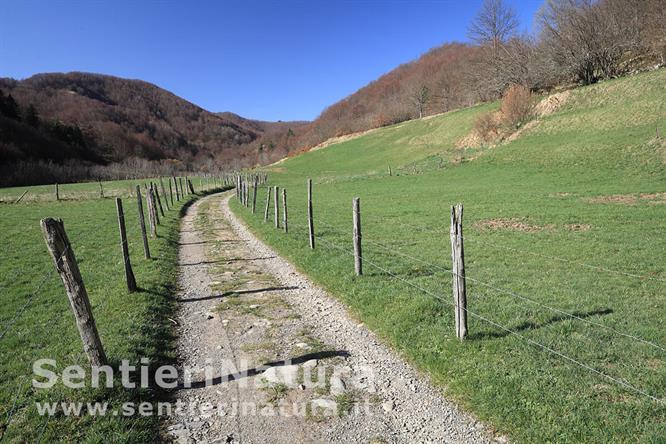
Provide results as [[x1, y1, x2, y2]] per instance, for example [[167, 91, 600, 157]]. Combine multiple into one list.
[[233, 69, 666, 443]]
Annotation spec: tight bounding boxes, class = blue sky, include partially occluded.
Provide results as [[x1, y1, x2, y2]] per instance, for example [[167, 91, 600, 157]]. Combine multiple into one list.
[[0, 0, 542, 121]]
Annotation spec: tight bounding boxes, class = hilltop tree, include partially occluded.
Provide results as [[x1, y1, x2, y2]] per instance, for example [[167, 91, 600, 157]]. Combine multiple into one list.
[[468, 0, 521, 97]]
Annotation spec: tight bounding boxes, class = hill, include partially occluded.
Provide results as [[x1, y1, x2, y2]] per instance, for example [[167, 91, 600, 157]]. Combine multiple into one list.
[[0, 72, 306, 185]]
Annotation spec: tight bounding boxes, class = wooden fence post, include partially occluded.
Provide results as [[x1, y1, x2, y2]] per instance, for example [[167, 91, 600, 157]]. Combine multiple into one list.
[[174, 176, 180, 201], [307, 179, 315, 249], [99, 181, 104, 198], [146, 188, 157, 238], [282, 188, 288, 233], [154, 186, 165, 217], [136, 185, 150, 259], [150, 186, 160, 225], [188, 179, 194, 194], [264, 186, 271, 222], [115, 198, 137, 292], [179, 177, 184, 198], [274, 186, 280, 229], [40, 218, 108, 366], [55, 183, 60, 201], [450, 203, 467, 340], [168, 179, 174, 207], [353, 197, 362, 276], [159, 178, 169, 211], [252, 177, 258, 213]]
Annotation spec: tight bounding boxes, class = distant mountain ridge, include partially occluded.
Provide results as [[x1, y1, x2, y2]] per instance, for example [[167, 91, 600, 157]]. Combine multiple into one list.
[[0, 72, 306, 183]]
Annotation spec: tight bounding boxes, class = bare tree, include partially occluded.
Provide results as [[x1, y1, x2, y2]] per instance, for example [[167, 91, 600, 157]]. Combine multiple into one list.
[[468, 0, 520, 53], [411, 85, 430, 119], [468, 0, 521, 97]]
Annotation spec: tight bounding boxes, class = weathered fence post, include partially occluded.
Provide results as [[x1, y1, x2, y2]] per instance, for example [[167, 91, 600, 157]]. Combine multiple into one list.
[[168, 179, 174, 207], [179, 177, 184, 198], [154, 186, 165, 217], [282, 188, 288, 233], [252, 177, 258, 213], [264, 186, 271, 222], [188, 179, 194, 194], [307, 179, 315, 249], [115, 198, 137, 292], [173, 176, 180, 201], [146, 188, 157, 238], [55, 183, 60, 201], [99, 181, 104, 198], [136, 185, 150, 259], [40, 218, 108, 366], [159, 178, 169, 211], [353, 197, 362, 276], [150, 186, 160, 225], [274, 186, 280, 229], [450, 203, 467, 340]]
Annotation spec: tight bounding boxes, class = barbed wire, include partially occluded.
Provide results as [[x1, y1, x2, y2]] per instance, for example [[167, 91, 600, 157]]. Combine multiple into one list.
[[358, 212, 666, 283], [310, 234, 664, 404]]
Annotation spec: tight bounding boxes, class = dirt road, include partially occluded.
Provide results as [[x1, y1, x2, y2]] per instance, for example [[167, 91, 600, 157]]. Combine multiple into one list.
[[165, 191, 501, 443]]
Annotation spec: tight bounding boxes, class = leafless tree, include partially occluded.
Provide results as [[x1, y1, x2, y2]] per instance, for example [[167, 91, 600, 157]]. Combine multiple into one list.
[[411, 85, 430, 119], [468, 0, 521, 97]]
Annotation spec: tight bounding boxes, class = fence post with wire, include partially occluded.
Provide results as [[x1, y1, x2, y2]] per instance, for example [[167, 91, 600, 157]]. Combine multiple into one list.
[[40, 217, 108, 366], [450, 203, 467, 340]]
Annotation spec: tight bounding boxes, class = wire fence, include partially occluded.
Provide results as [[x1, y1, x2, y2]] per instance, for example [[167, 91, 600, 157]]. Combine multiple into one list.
[[235, 183, 665, 407]]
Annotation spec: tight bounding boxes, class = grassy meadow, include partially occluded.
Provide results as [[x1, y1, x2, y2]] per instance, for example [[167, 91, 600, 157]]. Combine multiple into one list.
[[232, 69, 666, 442], [0, 177, 226, 442]]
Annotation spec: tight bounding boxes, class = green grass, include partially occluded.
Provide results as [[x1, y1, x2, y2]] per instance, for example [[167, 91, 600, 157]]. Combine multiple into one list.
[[0, 181, 230, 441], [232, 69, 666, 442]]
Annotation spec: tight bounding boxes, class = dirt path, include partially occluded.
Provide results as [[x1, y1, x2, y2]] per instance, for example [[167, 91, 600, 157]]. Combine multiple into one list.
[[165, 191, 501, 443]]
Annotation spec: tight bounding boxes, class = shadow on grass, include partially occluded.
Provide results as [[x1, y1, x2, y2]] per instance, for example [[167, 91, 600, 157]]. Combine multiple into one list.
[[178, 350, 350, 390], [470, 308, 614, 340]]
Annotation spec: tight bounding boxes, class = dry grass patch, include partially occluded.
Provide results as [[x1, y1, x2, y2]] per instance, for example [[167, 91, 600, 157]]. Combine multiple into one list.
[[584, 192, 666, 205], [474, 218, 547, 233]]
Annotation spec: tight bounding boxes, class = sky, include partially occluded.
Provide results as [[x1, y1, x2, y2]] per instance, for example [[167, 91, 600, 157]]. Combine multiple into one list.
[[0, 0, 543, 122]]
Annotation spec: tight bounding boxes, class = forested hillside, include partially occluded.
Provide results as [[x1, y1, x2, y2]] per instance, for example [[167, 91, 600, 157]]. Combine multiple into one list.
[[0, 73, 306, 186]]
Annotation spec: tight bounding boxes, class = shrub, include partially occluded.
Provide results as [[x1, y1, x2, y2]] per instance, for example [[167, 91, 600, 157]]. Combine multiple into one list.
[[474, 111, 500, 142], [500, 84, 535, 128]]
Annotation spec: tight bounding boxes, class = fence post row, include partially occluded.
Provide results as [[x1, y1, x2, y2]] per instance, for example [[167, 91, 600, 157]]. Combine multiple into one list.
[[450, 203, 468, 340], [353, 197, 362, 276], [40, 218, 108, 366], [274, 186, 280, 229], [307, 179, 315, 249], [115, 198, 138, 292], [136, 185, 151, 259]]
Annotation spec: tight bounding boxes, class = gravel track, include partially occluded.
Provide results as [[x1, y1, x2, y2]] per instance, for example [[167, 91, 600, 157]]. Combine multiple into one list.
[[166, 191, 503, 444]]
